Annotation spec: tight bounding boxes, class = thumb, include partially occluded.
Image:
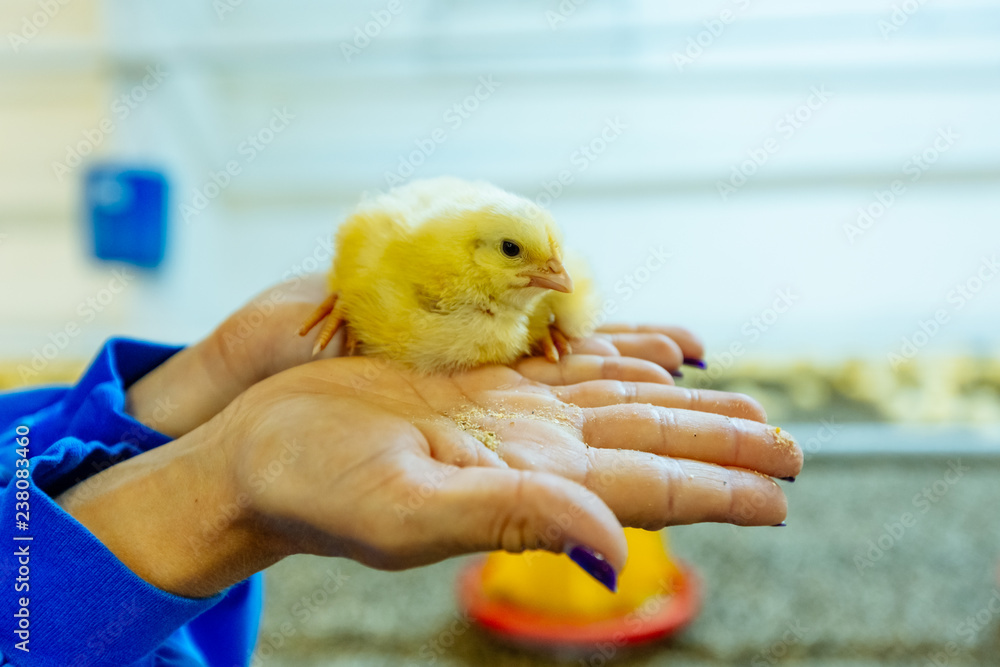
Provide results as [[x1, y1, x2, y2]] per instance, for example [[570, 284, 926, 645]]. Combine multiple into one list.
[[415, 466, 628, 591]]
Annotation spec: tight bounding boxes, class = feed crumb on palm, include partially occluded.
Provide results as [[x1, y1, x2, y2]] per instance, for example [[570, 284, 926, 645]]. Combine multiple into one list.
[[446, 403, 582, 451], [449, 407, 503, 452]]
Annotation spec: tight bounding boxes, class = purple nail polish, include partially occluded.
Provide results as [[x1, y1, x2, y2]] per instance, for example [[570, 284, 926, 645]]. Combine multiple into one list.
[[670, 369, 684, 379], [772, 522, 787, 527], [683, 358, 707, 369], [779, 476, 796, 483], [567, 545, 618, 592]]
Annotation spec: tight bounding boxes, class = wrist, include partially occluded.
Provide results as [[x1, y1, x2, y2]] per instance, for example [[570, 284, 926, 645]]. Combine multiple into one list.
[[56, 416, 286, 598], [124, 335, 246, 439]]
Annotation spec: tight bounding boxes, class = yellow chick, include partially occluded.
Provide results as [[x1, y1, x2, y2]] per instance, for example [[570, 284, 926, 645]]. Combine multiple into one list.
[[298, 177, 599, 373]]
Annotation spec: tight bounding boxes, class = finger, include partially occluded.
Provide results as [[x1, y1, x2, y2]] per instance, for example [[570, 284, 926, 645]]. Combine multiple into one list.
[[554, 380, 766, 422], [418, 419, 507, 469], [597, 325, 705, 363], [571, 336, 622, 358], [583, 448, 787, 527], [413, 465, 628, 574], [593, 333, 684, 370], [251, 302, 345, 379], [298, 292, 338, 337], [271, 273, 329, 302], [581, 405, 802, 479], [514, 355, 675, 386]]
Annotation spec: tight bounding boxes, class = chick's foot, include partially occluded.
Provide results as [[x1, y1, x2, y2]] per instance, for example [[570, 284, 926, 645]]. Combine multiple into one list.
[[540, 324, 573, 363], [298, 292, 345, 356]]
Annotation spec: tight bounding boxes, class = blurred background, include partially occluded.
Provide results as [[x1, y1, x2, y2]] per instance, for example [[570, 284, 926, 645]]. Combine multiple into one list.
[[2, 1, 1000, 665]]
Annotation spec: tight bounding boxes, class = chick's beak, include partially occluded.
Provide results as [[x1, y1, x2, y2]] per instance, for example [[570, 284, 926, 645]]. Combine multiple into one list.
[[522, 258, 574, 293]]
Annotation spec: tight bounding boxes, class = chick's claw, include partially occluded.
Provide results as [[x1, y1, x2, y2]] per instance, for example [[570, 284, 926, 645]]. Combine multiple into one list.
[[540, 324, 573, 363], [313, 313, 345, 357], [344, 326, 360, 357], [299, 292, 344, 356], [298, 292, 338, 337], [551, 326, 573, 358]]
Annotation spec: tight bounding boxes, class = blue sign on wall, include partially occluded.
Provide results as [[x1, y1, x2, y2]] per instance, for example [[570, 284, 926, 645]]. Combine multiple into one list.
[[84, 166, 168, 269]]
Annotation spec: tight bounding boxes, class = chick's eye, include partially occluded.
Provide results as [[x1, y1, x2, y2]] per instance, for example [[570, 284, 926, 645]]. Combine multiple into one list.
[[501, 240, 521, 258]]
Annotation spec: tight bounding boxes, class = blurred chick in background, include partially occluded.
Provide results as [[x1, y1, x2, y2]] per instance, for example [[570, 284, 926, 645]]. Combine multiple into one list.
[[299, 177, 599, 373]]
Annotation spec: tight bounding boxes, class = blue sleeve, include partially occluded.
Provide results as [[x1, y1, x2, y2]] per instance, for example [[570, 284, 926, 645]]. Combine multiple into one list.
[[0, 338, 262, 667]]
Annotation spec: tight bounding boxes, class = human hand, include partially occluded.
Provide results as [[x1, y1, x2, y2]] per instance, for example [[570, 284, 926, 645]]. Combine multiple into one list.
[[66, 355, 800, 597], [125, 275, 340, 437], [126, 276, 710, 438], [516, 323, 706, 385]]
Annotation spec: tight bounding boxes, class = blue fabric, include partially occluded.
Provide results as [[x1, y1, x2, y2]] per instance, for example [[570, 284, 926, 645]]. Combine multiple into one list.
[[0, 338, 262, 666]]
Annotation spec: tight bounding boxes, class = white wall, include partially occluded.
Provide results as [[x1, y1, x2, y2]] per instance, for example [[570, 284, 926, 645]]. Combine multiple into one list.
[[1, 0, 998, 366]]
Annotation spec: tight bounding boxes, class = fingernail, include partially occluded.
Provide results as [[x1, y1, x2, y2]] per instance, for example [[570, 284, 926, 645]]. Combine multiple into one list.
[[683, 357, 707, 369], [772, 522, 787, 527], [566, 545, 618, 592], [670, 369, 684, 379], [779, 476, 796, 483]]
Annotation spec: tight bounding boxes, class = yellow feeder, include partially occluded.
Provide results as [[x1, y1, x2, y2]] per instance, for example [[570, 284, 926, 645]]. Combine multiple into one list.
[[457, 528, 701, 652]]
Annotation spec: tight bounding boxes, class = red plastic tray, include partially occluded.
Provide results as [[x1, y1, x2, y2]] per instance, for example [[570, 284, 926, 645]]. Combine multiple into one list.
[[457, 557, 701, 653]]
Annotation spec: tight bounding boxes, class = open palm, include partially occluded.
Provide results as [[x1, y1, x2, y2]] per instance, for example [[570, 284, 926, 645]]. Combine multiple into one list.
[[228, 355, 801, 577]]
